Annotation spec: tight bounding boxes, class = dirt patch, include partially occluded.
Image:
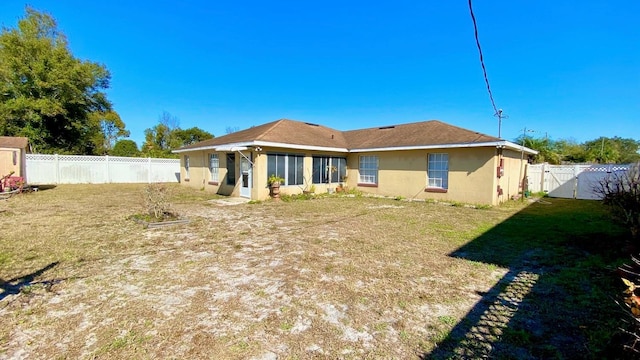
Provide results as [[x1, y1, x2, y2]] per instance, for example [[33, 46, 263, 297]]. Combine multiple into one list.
[[0, 184, 622, 359]]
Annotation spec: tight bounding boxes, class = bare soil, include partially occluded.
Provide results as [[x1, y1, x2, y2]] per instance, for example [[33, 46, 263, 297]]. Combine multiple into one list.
[[0, 184, 622, 359]]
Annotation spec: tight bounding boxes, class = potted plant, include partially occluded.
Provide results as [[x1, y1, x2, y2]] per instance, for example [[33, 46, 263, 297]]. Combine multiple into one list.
[[337, 175, 348, 193], [267, 174, 285, 199]]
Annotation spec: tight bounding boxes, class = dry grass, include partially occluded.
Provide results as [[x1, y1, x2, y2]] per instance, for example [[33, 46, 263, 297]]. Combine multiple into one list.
[[0, 184, 625, 359]]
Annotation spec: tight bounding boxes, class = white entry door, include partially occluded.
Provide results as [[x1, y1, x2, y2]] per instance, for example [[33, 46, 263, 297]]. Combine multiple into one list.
[[240, 157, 252, 198]]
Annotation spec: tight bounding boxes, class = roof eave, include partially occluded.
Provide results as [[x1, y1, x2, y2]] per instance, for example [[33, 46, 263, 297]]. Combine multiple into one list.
[[350, 141, 538, 155], [173, 140, 349, 153]]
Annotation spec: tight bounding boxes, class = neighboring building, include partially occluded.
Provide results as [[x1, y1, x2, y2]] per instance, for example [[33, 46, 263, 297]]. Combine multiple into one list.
[[0, 136, 29, 180], [174, 119, 537, 205]]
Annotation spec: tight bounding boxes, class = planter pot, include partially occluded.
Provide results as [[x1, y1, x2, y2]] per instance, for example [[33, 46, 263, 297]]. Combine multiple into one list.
[[270, 182, 281, 199]]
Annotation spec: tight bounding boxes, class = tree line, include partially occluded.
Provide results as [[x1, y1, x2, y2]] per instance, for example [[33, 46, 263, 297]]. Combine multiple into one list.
[[516, 135, 640, 165]]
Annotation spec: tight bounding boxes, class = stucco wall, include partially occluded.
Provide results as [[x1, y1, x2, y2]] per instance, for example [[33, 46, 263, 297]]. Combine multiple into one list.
[[351, 147, 497, 205], [179, 150, 243, 197], [179, 146, 516, 205], [498, 149, 526, 202]]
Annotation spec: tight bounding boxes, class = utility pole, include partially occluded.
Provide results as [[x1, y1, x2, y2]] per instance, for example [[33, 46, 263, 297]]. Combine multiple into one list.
[[495, 109, 509, 139]]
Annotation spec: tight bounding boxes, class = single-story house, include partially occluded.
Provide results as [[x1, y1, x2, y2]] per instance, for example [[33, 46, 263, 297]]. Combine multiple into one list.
[[0, 136, 29, 180], [174, 119, 537, 205]]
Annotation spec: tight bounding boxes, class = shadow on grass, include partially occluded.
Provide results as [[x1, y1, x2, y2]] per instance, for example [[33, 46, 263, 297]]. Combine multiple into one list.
[[0, 261, 60, 301], [424, 198, 629, 359]]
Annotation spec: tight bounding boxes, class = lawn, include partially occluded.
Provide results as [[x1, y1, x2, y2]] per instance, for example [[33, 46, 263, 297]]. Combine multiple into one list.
[[0, 184, 630, 359]]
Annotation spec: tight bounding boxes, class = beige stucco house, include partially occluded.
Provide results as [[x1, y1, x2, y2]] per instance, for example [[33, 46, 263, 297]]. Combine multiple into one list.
[[174, 119, 537, 205], [0, 136, 28, 180]]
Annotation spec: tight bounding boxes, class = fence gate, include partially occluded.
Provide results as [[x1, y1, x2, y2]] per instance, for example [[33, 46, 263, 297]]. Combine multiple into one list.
[[544, 165, 578, 198], [527, 163, 631, 200]]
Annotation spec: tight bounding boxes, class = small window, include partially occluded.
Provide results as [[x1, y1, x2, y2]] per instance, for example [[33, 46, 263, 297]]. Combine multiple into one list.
[[427, 153, 449, 189], [184, 155, 190, 179], [209, 154, 219, 182], [226, 153, 236, 185], [358, 156, 378, 184]]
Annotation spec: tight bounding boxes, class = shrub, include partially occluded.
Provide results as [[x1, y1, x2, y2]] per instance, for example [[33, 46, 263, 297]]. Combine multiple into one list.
[[142, 183, 174, 219], [595, 162, 640, 244]]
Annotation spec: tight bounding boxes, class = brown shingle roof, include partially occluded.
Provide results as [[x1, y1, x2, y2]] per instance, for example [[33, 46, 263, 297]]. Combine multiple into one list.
[[179, 119, 348, 151], [0, 136, 29, 149], [176, 119, 504, 152], [344, 120, 499, 149]]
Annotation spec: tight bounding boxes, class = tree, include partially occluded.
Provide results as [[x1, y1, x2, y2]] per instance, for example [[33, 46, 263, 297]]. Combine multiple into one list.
[[583, 137, 640, 164], [174, 127, 213, 146], [515, 135, 561, 164], [0, 8, 123, 154], [142, 112, 179, 158], [142, 111, 213, 158], [90, 111, 129, 155], [555, 138, 587, 163], [110, 139, 140, 157]]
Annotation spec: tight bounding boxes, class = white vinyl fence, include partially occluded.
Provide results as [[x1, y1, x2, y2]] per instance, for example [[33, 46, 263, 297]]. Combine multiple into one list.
[[26, 154, 180, 184], [527, 163, 631, 200]]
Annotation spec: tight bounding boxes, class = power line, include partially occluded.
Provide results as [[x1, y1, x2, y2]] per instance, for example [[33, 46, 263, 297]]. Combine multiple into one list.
[[468, 0, 504, 137]]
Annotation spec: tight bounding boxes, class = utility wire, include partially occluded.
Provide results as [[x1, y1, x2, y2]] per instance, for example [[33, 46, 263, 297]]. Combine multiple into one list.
[[468, 0, 498, 115]]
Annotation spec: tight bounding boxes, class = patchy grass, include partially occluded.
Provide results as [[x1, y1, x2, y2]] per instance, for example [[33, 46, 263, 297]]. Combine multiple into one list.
[[0, 184, 629, 359]]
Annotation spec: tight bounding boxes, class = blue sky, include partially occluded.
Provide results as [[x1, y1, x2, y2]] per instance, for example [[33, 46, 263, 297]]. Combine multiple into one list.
[[1, 1, 638, 147]]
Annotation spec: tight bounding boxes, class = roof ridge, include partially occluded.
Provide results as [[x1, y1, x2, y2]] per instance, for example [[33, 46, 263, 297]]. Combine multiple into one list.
[[256, 119, 289, 140], [343, 119, 440, 133]]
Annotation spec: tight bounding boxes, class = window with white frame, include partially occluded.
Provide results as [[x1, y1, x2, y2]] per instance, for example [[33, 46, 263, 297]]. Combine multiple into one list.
[[312, 156, 346, 184], [267, 153, 304, 186], [358, 155, 378, 184], [427, 153, 449, 189], [209, 153, 219, 182], [184, 155, 190, 179]]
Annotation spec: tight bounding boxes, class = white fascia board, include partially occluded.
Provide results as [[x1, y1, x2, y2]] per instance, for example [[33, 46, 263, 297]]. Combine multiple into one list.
[[172, 142, 254, 153], [500, 141, 539, 155], [350, 141, 539, 155], [173, 141, 348, 153], [173, 140, 538, 155], [253, 141, 348, 153]]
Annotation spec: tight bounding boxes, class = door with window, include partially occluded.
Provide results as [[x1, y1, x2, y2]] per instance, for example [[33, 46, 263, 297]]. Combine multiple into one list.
[[240, 156, 252, 198]]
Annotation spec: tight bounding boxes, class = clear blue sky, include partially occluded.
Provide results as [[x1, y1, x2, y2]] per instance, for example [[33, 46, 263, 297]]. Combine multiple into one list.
[[1, 1, 638, 147]]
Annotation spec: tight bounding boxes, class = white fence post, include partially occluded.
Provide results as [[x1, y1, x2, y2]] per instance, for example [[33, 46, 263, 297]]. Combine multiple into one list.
[[105, 155, 110, 183], [148, 157, 152, 183], [54, 154, 60, 184]]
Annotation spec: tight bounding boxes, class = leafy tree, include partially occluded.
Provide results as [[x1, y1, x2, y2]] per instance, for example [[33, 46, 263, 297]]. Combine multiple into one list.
[[515, 135, 561, 164], [583, 137, 640, 164], [142, 111, 213, 158], [110, 139, 140, 157], [555, 138, 587, 163], [174, 127, 213, 146], [0, 8, 123, 154], [142, 112, 179, 158], [90, 111, 129, 155]]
